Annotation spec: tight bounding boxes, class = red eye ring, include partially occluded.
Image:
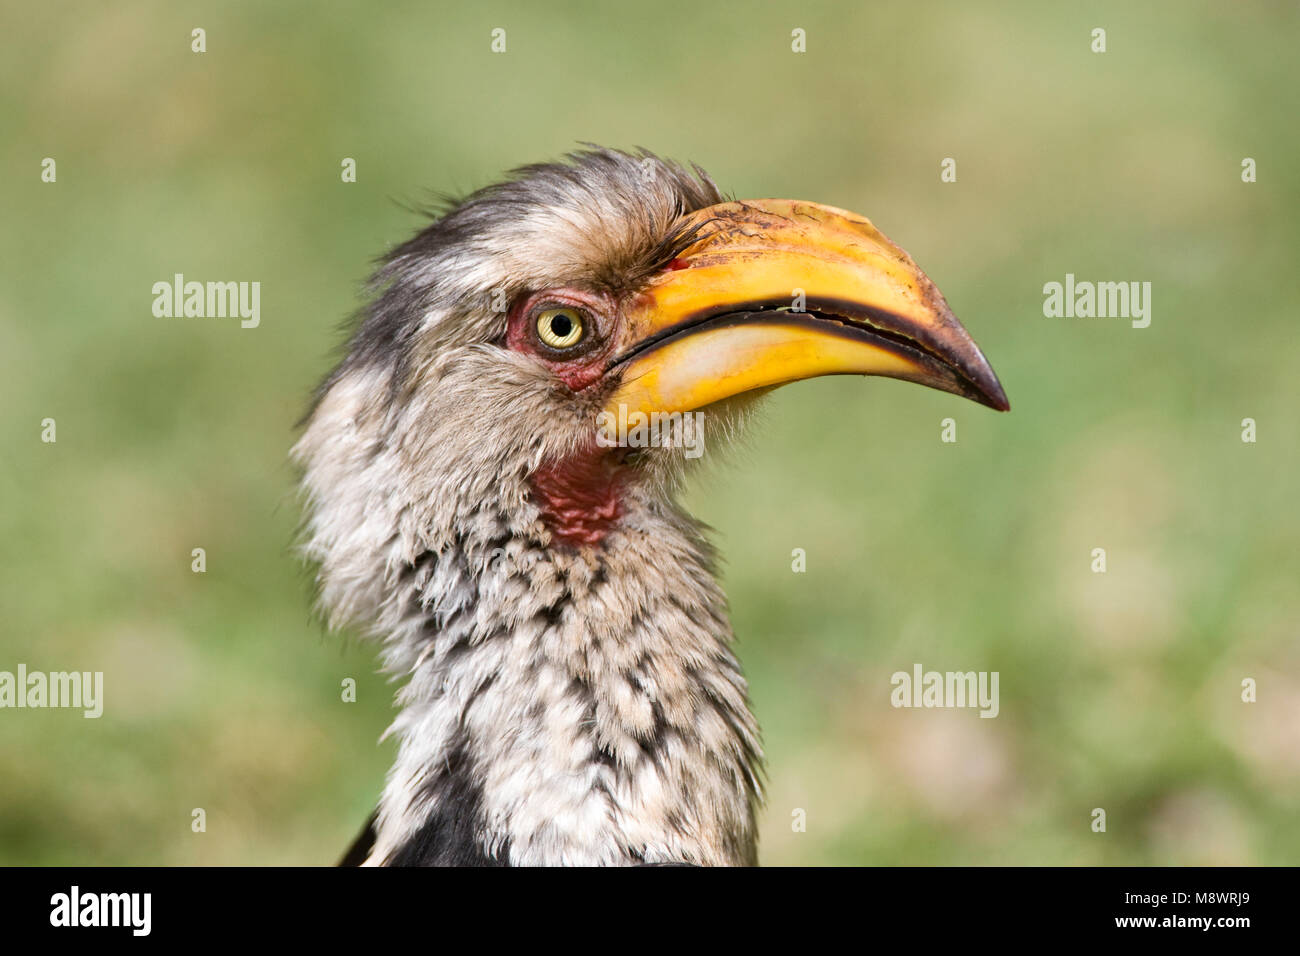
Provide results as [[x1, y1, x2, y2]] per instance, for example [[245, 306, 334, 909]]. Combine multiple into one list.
[[505, 288, 619, 391]]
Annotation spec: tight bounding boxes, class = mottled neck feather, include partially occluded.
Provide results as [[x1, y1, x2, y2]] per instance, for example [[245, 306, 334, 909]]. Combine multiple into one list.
[[366, 501, 764, 866]]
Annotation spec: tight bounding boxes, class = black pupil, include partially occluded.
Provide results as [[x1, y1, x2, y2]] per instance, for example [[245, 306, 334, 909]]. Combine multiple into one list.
[[550, 314, 573, 338]]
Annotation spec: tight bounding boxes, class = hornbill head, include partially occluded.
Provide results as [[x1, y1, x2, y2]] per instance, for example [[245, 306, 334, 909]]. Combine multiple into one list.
[[295, 148, 1007, 866]]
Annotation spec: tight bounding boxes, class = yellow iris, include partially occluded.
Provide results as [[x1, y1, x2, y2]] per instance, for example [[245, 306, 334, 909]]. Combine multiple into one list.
[[536, 308, 585, 349]]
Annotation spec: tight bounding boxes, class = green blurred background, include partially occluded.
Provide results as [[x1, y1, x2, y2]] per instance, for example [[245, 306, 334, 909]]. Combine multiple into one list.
[[2, 0, 1297, 865]]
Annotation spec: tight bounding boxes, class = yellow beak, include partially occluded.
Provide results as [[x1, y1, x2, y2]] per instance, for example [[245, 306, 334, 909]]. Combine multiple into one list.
[[604, 199, 1009, 416]]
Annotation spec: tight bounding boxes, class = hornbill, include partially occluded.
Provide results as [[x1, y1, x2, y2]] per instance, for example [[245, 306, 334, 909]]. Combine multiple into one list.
[[295, 148, 1008, 866]]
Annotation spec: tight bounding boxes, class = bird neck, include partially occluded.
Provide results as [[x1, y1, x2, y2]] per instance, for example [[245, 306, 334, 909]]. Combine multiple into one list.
[[527, 445, 628, 547], [367, 499, 763, 866]]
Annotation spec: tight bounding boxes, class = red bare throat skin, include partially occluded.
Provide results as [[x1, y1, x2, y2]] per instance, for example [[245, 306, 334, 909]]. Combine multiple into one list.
[[529, 448, 625, 548]]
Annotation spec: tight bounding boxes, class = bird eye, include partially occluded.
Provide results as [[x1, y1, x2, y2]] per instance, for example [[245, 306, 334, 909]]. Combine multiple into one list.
[[535, 307, 586, 349]]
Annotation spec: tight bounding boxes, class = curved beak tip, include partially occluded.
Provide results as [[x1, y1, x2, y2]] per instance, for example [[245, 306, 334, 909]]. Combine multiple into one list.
[[968, 362, 1011, 412]]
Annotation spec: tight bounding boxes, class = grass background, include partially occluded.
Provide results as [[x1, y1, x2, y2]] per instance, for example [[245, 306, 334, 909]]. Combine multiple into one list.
[[1, 0, 1297, 864]]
